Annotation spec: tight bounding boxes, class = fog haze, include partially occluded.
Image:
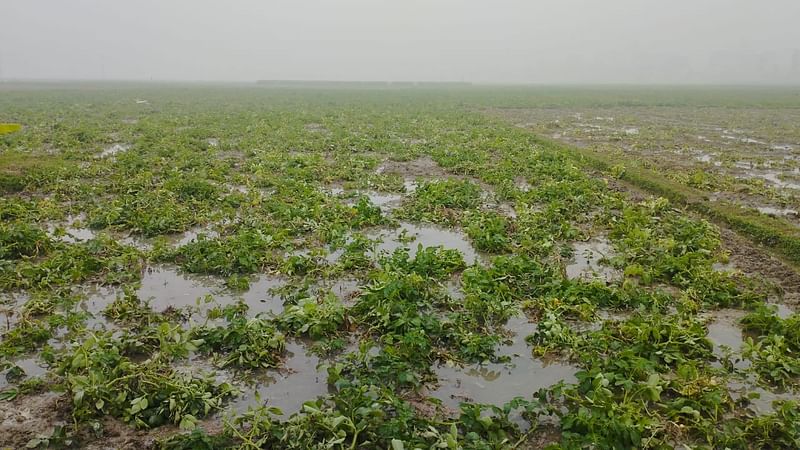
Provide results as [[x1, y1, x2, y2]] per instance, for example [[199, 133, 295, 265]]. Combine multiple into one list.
[[2, 0, 799, 84]]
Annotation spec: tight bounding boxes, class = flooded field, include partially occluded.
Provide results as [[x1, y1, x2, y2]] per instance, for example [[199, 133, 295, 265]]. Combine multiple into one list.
[[1, 85, 800, 449], [488, 93, 800, 231]]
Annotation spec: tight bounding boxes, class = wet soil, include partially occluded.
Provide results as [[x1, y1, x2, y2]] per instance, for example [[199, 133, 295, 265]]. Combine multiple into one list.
[[0, 392, 67, 449], [379, 156, 449, 179], [718, 227, 800, 308]]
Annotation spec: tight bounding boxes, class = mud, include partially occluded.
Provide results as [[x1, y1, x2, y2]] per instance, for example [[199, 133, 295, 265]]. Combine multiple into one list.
[[380, 156, 449, 179], [0, 391, 67, 449], [718, 227, 800, 307]]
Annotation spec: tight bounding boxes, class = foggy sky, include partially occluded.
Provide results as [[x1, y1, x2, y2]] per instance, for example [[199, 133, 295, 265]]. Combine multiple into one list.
[[2, 0, 799, 84]]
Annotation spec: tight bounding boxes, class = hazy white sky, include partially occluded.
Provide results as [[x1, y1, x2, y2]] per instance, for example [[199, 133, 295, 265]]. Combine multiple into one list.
[[2, 0, 799, 84]]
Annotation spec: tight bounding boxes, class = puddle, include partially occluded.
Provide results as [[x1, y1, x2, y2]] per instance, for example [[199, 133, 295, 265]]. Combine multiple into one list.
[[46, 214, 96, 243], [120, 225, 221, 250], [597, 309, 632, 323], [60, 227, 96, 242], [241, 276, 288, 316], [747, 171, 800, 190], [137, 266, 228, 312], [363, 192, 403, 211], [339, 191, 404, 212], [0, 293, 27, 330], [445, 275, 464, 301], [430, 315, 578, 410], [569, 309, 630, 334], [712, 261, 737, 273], [325, 278, 361, 305], [762, 172, 800, 189], [728, 379, 797, 415], [756, 206, 798, 217], [565, 237, 619, 282], [0, 357, 48, 390], [766, 302, 793, 320], [694, 151, 720, 165], [370, 222, 482, 265], [98, 143, 131, 158], [228, 340, 330, 416], [705, 309, 750, 369], [172, 226, 221, 246], [706, 310, 746, 354], [721, 130, 765, 145], [103, 265, 287, 319]]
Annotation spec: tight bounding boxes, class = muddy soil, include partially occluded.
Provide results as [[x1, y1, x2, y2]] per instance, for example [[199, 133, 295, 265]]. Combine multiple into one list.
[[0, 392, 68, 449], [379, 156, 449, 179], [0, 390, 225, 450], [718, 227, 800, 307]]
